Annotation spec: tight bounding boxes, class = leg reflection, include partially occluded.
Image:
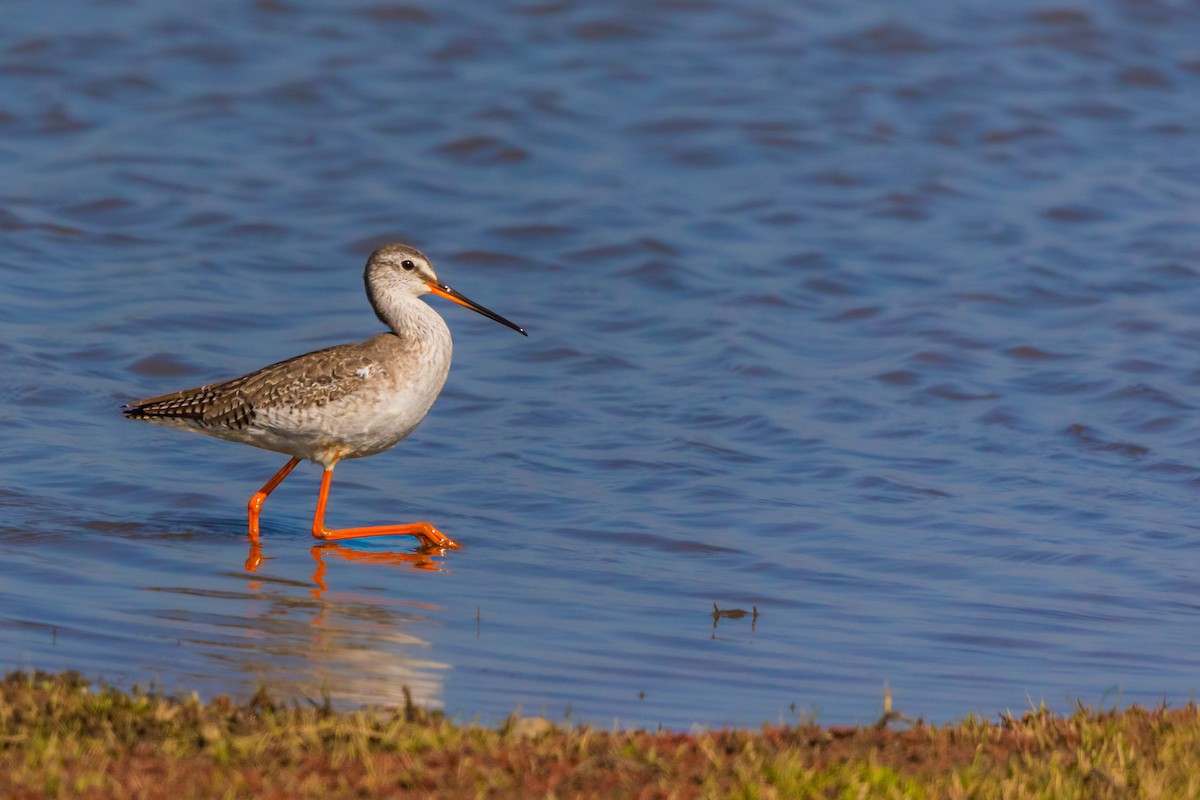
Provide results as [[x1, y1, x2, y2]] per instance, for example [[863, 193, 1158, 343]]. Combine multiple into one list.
[[243, 537, 450, 586], [245, 539, 264, 572], [309, 543, 449, 598]]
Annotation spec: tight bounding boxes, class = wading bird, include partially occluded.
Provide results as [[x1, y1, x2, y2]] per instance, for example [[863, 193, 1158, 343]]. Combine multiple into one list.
[[123, 244, 526, 550]]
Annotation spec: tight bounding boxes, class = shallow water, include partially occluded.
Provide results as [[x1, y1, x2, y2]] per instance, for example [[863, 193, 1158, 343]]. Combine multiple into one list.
[[4, 0, 1200, 728]]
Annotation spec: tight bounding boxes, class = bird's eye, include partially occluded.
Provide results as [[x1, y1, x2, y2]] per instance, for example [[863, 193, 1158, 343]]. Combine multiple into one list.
[[401, 260, 416, 271]]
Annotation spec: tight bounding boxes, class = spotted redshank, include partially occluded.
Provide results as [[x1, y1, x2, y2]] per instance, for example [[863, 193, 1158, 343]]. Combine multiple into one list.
[[123, 244, 526, 550]]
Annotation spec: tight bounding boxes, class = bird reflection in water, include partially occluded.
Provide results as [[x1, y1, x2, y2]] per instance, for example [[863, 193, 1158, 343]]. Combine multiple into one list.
[[310, 543, 447, 597], [235, 541, 450, 710], [244, 537, 451, 596]]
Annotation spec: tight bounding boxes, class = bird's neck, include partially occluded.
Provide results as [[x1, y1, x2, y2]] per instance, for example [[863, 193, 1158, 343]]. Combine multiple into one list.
[[375, 293, 451, 345]]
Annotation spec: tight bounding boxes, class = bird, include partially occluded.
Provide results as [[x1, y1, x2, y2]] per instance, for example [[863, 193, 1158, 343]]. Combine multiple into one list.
[[123, 243, 526, 551]]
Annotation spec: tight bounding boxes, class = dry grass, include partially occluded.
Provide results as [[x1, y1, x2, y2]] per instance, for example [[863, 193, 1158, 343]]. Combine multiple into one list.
[[3, 671, 1200, 798]]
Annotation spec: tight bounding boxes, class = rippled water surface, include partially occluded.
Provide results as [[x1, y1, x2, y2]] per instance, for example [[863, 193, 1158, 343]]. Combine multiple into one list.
[[4, 0, 1200, 728]]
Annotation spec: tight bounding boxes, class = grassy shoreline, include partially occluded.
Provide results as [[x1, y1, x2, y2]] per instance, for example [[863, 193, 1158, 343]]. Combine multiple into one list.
[[2, 671, 1198, 798]]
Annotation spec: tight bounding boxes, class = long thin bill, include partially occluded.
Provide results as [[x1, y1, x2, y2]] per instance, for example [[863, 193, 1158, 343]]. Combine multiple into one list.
[[426, 282, 527, 336]]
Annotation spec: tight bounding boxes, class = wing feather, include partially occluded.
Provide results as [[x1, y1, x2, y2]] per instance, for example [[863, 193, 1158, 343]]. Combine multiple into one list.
[[123, 338, 391, 430]]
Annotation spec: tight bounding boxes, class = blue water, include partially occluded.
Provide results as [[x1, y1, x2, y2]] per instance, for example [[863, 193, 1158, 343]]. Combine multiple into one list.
[[4, 0, 1200, 728]]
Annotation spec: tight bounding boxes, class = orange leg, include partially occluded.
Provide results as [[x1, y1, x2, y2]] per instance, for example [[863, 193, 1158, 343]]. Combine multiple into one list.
[[311, 465, 461, 549], [248, 456, 301, 541]]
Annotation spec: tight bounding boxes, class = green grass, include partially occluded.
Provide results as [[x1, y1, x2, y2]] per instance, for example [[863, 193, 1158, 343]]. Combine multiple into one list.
[[2, 671, 1200, 798]]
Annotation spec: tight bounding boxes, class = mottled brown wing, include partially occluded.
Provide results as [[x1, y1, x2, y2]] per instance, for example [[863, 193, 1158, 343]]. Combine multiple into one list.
[[122, 382, 236, 423], [123, 342, 382, 430]]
